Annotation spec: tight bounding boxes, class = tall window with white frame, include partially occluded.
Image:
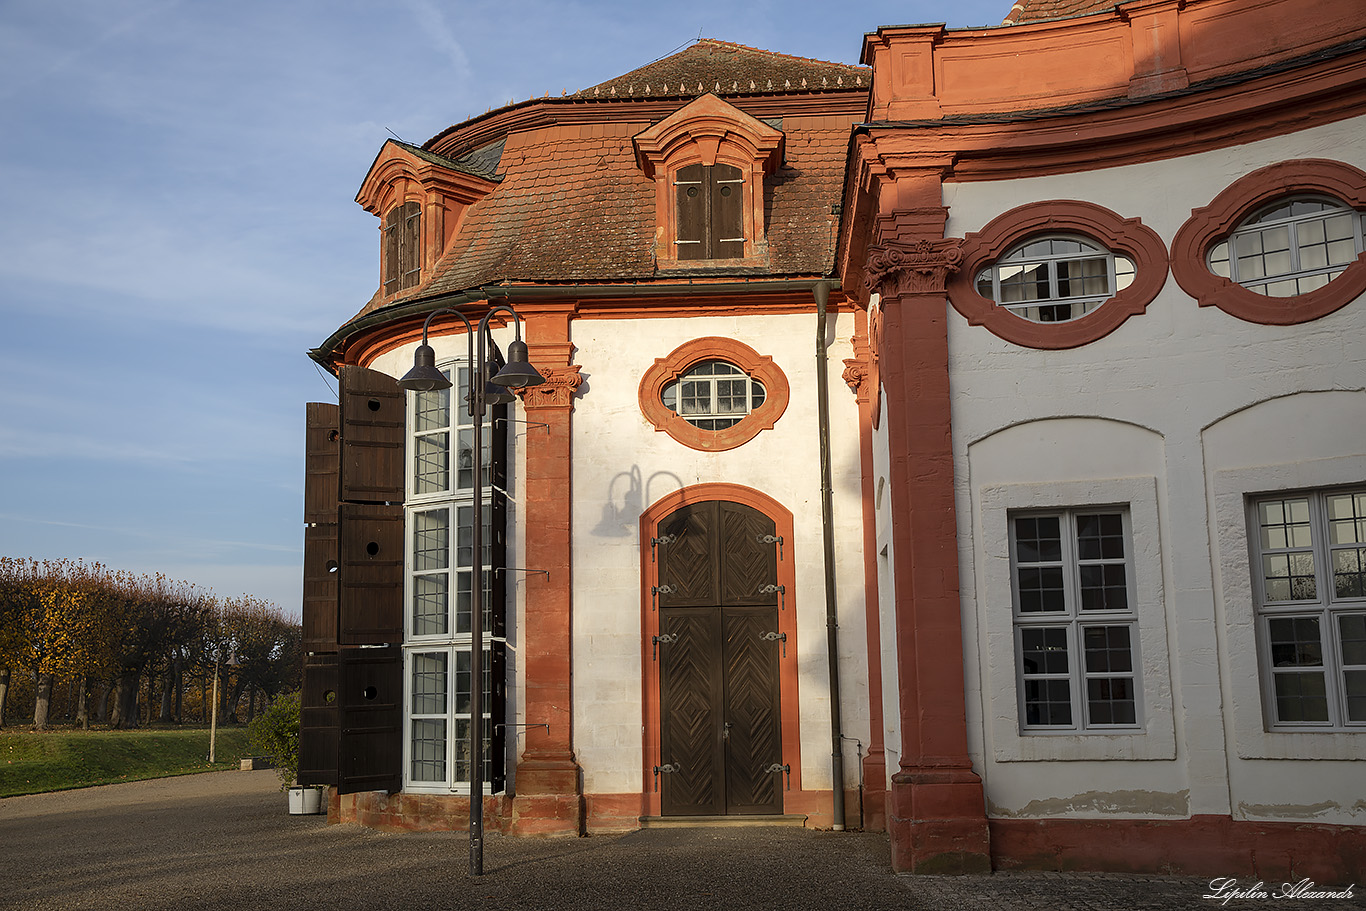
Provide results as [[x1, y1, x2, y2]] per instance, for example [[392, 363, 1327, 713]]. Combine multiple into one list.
[[1252, 489, 1366, 729], [1010, 509, 1142, 732], [404, 362, 507, 792]]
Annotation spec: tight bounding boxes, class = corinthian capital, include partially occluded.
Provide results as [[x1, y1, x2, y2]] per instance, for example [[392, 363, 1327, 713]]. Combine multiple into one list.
[[516, 365, 584, 409], [864, 238, 964, 298]]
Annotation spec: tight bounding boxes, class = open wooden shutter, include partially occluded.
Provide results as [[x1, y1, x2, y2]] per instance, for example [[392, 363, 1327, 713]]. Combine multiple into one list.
[[299, 653, 340, 786], [303, 402, 340, 652], [338, 366, 405, 505], [490, 641, 507, 792], [400, 201, 422, 290], [382, 208, 401, 296], [337, 645, 402, 795], [339, 502, 404, 645]]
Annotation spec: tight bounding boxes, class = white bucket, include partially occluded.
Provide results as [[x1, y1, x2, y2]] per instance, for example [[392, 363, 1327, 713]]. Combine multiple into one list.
[[288, 787, 323, 815]]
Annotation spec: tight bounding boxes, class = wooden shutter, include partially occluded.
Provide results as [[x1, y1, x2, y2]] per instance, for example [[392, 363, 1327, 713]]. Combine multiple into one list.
[[338, 502, 403, 645], [305, 403, 340, 525], [337, 645, 402, 795], [490, 640, 507, 792], [299, 653, 340, 786], [712, 164, 745, 259], [303, 524, 340, 651], [675, 163, 707, 261], [382, 208, 401, 296], [400, 201, 422, 290], [303, 403, 341, 652], [338, 366, 405, 504]]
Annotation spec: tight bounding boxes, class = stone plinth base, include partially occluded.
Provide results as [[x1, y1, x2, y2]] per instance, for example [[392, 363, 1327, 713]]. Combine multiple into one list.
[[888, 767, 991, 874]]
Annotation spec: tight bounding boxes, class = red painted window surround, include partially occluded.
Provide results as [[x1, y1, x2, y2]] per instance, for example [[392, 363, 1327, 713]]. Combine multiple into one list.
[[1171, 159, 1366, 326], [946, 200, 1169, 350], [638, 337, 789, 452]]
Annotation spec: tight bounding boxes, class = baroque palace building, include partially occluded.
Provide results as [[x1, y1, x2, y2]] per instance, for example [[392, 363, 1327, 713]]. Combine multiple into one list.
[[302, 0, 1366, 877]]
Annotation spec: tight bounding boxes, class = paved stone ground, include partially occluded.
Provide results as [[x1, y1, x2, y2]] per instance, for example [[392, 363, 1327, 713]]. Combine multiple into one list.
[[0, 771, 1359, 910]]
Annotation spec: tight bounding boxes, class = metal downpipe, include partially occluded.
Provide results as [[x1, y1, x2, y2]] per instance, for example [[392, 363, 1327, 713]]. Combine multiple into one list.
[[814, 280, 846, 831]]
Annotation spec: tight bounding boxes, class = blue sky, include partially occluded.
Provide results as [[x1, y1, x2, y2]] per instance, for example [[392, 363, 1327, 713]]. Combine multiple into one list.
[[0, 0, 1008, 617]]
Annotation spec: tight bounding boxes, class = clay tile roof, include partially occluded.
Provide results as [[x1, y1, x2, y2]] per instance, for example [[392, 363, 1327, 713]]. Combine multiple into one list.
[[1003, 0, 1117, 25], [576, 38, 867, 99]]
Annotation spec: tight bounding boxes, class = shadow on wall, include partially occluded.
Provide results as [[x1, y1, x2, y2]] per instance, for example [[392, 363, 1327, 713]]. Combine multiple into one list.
[[590, 466, 685, 538]]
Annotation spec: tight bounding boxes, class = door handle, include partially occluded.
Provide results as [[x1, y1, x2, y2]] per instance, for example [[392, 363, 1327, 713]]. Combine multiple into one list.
[[722, 721, 732, 741]]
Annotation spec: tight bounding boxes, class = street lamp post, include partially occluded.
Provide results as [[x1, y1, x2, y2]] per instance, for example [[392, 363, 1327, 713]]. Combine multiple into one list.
[[397, 303, 544, 877]]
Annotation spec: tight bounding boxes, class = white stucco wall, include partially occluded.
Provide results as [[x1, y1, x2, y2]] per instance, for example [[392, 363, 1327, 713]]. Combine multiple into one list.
[[935, 114, 1366, 824], [567, 311, 870, 797]]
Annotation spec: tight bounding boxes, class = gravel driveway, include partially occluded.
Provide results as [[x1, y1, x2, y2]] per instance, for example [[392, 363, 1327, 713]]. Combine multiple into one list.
[[2, 771, 1351, 911]]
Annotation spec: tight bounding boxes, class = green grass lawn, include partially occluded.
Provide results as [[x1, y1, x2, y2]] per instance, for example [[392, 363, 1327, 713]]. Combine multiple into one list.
[[0, 725, 255, 797]]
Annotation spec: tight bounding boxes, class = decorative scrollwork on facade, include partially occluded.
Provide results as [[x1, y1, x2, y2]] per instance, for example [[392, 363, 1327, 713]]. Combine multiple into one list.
[[516, 365, 584, 409], [864, 238, 964, 298]]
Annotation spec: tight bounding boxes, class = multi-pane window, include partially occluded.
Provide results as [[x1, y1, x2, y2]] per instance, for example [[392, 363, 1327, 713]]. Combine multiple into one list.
[[403, 361, 506, 790], [1011, 510, 1141, 731], [1252, 489, 1366, 729], [407, 648, 496, 786], [674, 163, 745, 260], [1209, 197, 1364, 298], [976, 236, 1136, 323], [661, 360, 766, 431], [383, 201, 422, 295]]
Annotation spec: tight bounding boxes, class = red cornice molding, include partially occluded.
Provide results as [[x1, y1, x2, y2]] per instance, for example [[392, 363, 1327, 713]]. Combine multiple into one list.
[[1171, 158, 1366, 325], [947, 200, 1168, 349], [638, 337, 790, 452]]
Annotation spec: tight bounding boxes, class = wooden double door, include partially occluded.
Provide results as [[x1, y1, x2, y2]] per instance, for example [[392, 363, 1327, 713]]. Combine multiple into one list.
[[655, 500, 784, 816]]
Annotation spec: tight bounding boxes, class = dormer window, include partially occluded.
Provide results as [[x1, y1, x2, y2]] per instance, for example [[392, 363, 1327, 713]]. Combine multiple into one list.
[[633, 94, 783, 267], [384, 202, 423, 296], [675, 164, 745, 260]]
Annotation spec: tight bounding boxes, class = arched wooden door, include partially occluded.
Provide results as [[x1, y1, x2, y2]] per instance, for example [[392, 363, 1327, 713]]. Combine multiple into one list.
[[654, 500, 783, 815]]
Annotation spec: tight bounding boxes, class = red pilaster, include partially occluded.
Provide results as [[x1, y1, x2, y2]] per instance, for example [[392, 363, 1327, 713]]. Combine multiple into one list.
[[511, 308, 584, 835], [865, 176, 990, 873]]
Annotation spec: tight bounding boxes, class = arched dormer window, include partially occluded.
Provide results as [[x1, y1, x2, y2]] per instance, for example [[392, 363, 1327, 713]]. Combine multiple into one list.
[[356, 140, 499, 300], [634, 94, 783, 267]]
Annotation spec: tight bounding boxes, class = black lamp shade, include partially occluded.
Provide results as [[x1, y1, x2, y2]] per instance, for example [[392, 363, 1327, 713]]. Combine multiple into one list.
[[490, 339, 545, 387], [397, 344, 453, 391]]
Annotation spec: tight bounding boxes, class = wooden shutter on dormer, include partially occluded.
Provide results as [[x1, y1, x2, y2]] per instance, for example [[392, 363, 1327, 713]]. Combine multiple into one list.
[[676, 163, 707, 261], [337, 644, 402, 795], [401, 201, 422, 290], [338, 366, 405, 505], [712, 164, 745, 259], [383, 207, 401, 296]]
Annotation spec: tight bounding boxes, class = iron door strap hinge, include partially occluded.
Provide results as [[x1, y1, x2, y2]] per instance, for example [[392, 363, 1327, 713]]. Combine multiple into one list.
[[651, 584, 675, 611], [651, 534, 677, 563], [765, 763, 792, 790], [756, 533, 784, 561], [758, 583, 786, 610], [653, 761, 680, 791], [652, 632, 679, 660], [761, 630, 788, 658]]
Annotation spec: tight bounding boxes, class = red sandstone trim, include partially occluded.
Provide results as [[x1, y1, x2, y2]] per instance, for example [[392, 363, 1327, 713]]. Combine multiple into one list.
[[638, 337, 790, 452], [990, 815, 1366, 882], [1171, 159, 1366, 325], [947, 200, 1169, 349], [639, 483, 802, 818]]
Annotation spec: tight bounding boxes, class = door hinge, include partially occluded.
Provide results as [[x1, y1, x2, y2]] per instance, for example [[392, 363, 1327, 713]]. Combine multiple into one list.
[[756, 533, 784, 561], [761, 631, 787, 658], [651, 534, 677, 563], [758, 583, 786, 610], [652, 633, 679, 660], [653, 761, 680, 791], [651, 584, 675, 611], [765, 763, 791, 790]]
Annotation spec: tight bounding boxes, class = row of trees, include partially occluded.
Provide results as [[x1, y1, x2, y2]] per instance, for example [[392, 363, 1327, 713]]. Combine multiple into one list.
[[0, 557, 300, 730]]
